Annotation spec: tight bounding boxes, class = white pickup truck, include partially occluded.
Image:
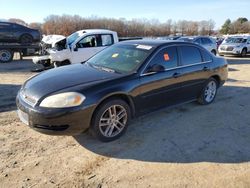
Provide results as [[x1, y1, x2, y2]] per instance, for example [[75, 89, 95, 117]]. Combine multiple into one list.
[[33, 29, 119, 67]]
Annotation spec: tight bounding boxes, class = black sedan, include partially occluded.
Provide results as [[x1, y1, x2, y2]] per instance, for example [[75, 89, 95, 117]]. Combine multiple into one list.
[[16, 40, 228, 142], [0, 21, 40, 44]]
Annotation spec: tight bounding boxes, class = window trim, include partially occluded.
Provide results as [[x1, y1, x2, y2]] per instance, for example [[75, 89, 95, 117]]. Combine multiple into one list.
[[178, 45, 203, 67], [76, 33, 114, 48], [76, 34, 99, 48], [140, 44, 212, 77], [140, 45, 179, 75], [100, 34, 114, 46], [147, 45, 179, 70]]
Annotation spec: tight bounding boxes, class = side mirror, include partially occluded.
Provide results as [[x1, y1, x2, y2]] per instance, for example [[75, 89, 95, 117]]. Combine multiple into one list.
[[71, 44, 78, 51], [147, 64, 165, 73]]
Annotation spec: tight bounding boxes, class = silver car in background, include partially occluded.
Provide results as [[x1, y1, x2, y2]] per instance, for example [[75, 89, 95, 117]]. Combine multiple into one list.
[[178, 36, 217, 55], [218, 36, 250, 57]]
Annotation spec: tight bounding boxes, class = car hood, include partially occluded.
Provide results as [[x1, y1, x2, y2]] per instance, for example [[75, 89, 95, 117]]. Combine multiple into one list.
[[221, 43, 243, 47], [21, 64, 122, 102], [41, 35, 66, 45]]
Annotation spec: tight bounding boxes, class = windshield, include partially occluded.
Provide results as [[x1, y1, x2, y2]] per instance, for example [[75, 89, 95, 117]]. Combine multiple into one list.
[[87, 44, 155, 74], [226, 37, 247, 44], [67, 32, 80, 46]]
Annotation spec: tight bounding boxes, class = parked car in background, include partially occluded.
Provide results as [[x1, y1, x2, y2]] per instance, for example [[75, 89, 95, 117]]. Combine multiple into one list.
[[17, 40, 228, 142], [0, 21, 41, 44], [218, 36, 250, 57], [178, 36, 217, 55], [33, 29, 119, 67]]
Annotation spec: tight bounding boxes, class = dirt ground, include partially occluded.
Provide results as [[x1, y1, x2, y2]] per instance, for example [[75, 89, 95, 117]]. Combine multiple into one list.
[[0, 55, 250, 188]]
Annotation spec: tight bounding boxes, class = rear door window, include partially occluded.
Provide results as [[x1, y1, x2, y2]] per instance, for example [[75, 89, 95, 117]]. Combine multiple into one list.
[[179, 46, 202, 66], [101, 34, 114, 46], [201, 50, 212, 62], [0, 23, 11, 29], [149, 46, 178, 69]]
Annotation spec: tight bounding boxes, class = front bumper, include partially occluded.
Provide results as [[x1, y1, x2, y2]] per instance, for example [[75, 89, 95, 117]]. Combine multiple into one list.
[[218, 49, 242, 56], [16, 92, 96, 135], [32, 55, 50, 64]]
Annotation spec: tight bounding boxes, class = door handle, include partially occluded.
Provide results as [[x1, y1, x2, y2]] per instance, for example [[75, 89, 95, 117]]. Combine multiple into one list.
[[203, 66, 209, 71], [173, 72, 181, 78]]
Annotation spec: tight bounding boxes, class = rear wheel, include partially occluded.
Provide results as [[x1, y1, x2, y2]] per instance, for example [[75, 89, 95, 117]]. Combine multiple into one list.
[[198, 78, 218, 105], [90, 99, 131, 142], [0, 49, 14, 63], [20, 34, 33, 44], [241, 48, 247, 57]]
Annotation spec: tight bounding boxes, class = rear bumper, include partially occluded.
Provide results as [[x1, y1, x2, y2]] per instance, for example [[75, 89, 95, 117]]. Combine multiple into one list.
[[16, 92, 96, 135]]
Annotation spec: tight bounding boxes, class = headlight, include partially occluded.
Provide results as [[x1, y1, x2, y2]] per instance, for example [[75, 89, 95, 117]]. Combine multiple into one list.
[[40, 92, 85, 108]]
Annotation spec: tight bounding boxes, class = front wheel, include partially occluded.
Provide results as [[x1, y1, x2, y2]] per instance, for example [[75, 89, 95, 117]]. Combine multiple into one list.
[[0, 49, 14, 63], [90, 99, 131, 142], [241, 48, 247, 57], [198, 78, 218, 105]]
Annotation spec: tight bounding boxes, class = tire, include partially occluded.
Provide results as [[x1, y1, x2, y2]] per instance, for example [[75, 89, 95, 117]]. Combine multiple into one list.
[[54, 60, 71, 67], [90, 99, 131, 142], [211, 50, 217, 56], [0, 49, 14, 63], [241, 48, 247, 57], [19, 34, 33, 44], [198, 78, 218, 105]]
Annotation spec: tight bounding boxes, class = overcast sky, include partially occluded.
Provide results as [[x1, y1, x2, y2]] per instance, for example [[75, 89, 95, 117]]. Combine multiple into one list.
[[1, 0, 249, 28]]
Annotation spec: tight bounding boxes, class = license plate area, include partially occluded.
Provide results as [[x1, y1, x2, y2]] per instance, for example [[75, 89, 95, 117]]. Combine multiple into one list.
[[17, 109, 29, 125]]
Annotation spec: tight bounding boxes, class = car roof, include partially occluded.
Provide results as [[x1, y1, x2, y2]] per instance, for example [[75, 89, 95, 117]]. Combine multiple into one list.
[[118, 39, 201, 48], [179, 36, 212, 39], [75, 29, 117, 37], [227, 36, 250, 39], [0, 21, 13, 24]]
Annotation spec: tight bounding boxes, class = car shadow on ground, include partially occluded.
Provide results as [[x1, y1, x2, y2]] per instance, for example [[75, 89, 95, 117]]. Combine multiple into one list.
[[0, 84, 20, 112], [226, 56, 250, 65], [74, 85, 250, 163], [0, 58, 40, 73]]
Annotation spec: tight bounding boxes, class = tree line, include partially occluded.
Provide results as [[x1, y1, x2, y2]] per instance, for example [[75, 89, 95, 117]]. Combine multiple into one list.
[[220, 17, 250, 34], [7, 15, 250, 37], [7, 15, 215, 37]]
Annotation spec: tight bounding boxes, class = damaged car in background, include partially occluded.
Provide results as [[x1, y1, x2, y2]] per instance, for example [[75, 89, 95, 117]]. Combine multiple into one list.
[[39, 34, 65, 55], [33, 29, 119, 68]]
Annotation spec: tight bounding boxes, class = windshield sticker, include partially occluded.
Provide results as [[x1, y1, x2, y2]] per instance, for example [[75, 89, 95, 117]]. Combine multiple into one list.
[[164, 53, 170, 61], [136, 45, 152, 50], [112, 53, 119, 58]]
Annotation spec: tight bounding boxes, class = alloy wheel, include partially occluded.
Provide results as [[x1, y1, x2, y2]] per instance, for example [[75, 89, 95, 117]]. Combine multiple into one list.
[[99, 105, 127, 138], [204, 80, 217, 103]]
